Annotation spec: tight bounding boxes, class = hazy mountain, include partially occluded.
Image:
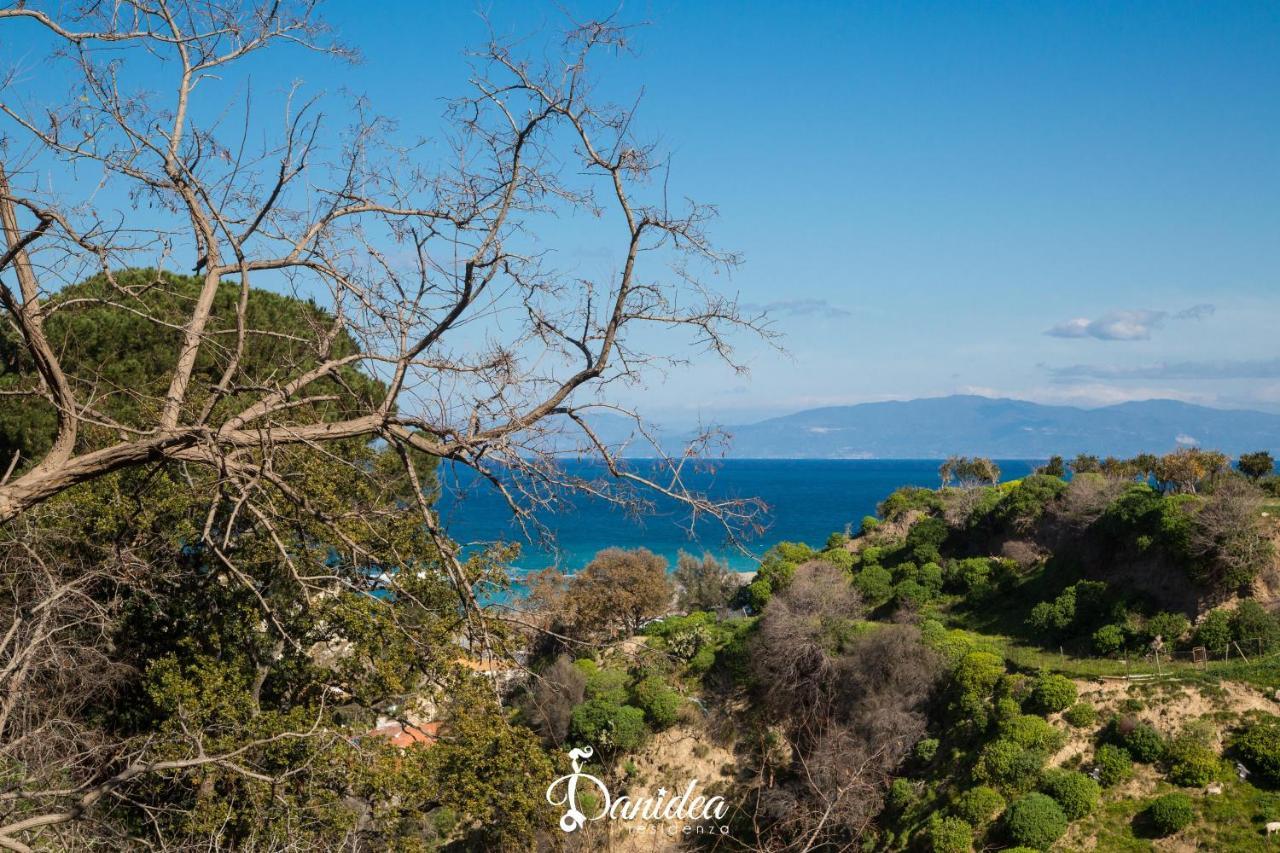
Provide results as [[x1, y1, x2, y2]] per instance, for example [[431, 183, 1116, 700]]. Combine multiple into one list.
[[701, 396, 1280, 459]]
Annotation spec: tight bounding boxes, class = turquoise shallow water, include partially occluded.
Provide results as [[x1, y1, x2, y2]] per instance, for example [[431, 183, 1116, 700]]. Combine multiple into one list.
[[437, 459, 1038, 576]]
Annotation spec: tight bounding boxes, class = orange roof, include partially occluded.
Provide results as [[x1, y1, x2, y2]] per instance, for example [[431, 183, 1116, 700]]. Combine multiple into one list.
[[370, 720, 441, 748]]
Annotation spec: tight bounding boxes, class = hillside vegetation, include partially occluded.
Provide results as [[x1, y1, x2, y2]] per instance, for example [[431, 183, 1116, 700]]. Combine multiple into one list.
[[517, 451, 1280, 851]]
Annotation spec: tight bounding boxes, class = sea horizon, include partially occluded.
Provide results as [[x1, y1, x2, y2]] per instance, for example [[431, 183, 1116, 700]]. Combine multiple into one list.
[[438, 458, 1042, 575]]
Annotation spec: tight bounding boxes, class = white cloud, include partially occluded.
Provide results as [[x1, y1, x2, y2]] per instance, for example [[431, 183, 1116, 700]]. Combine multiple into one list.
[[1045, 304, 1215, 342], [1046, 309, 1167, 341]]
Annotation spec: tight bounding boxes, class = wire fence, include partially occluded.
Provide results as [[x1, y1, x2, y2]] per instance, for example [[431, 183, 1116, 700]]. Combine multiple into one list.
[[1003, 637, 1280, 687]]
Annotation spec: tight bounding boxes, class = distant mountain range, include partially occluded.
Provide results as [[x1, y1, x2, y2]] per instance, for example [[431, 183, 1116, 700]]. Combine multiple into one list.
[[572, 396, 1280, 459], [700, 396, 1280, 459]]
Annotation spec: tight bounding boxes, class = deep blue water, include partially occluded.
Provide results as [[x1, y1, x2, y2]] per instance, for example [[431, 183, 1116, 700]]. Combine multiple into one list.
[[437, 459, 1037, 575]]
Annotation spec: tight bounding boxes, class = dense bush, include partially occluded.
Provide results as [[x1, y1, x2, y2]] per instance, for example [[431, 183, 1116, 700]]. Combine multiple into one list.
[[1027, 580, 1110, 640], [1230, 600, 1280, 654], [1193, 609, 1232, 654], [1145, 611, 1190, 644], [853, 565, 895, 607], [1029, 673, 1077, 714], [953, 651, 1006, 698], [1094, 744, 1134, 787], [820, 547, 855, 571], [1232, 714, 1280, 785], [999, 474, 1068, 525], [569, 698, 647, 752], [974, 739, 1045, 793], [949, 651, 1006, 730], [887, 777, 917, 812], [1004, 793, 1068, 850], [948, 557, 995, 596], [952, 785, 1005, 827], [1092, 624, 1127, 656], [1164, 733, 1220, 787], [1063, 702, 1097, 728], [915, 737, 940, 763], [1115, 718, 1165, 763], [918, 561, 945, 594], [926, 814, 973, 853], [879, 486, 943, 521], [897, 578, 937, 610], [629, 676, 682, 730], [1144, 793, 1194, 836], [1100, 484, 1192, 559], [1040, 768, 1099, 820], [906, 516, 950, 564], [574, 659, 629, 703], [1000, 715, 1066, 753]]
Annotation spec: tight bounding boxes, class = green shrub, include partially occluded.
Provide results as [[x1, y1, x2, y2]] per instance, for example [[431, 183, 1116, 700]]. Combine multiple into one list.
[[952, 785, 1005, 827], [1040, 768, 1099, 820], [1063, 702, 1097, 728], [1094, 744, 1134, 787], [1092, 624, 1127, 656], [887, 777, 917, 812], [1163, 727, 1220, 787], [895, 578, 933, 610], [860, 515, 880, 534], [1117, 719, 1165, 763], [1232, 714, 1280, 785], [918, 561, 945, 594], [926, 814, 973, 853], [999, 474, 1068, 524], [1027, 581, 1110, 640], [1231, 599, 1280, 654], [974, 739, 1045, 793], [906, 516, 950, 564], [574, 660, 630, 703], [1004, 793, 1068, 850], [915, 737, 940, 763], [994, 697, 1022, 724], [953, 651, 1005, 699], [820, 548, 855, 571], [629, 676, 682, 730], [853, 565, 894, 607], [1193, 609, 1232, 654], [1030, 673, 1077, 714], [878, 486, 943, 521], [1145, 611, 1190, 644], [1001, 715, 1066, 753], [569, 699, 648, 752], [1144, 792, 1194, 836]]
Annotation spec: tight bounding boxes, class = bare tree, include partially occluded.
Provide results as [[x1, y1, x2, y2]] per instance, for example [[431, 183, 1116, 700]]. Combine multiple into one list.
[[516, 654, 586, 746], [0, 2, 768, 546], [1186, 478, 1275, 594]]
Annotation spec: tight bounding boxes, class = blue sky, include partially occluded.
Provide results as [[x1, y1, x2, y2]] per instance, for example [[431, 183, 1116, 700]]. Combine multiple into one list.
[[9, 2, 1279, 426], [407, 0, 1278, 426]]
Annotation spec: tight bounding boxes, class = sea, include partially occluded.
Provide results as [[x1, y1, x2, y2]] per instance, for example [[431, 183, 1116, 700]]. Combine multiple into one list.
[[437, 459, 1039, 578]]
